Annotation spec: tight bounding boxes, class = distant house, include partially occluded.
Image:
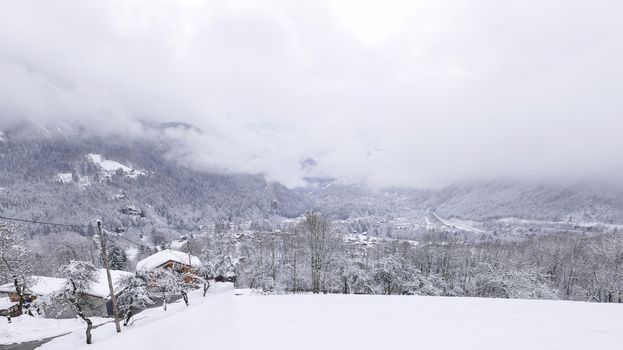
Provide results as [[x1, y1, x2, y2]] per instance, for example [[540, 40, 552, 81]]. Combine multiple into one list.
[[0, 296, 20, 317], [0, 276, 65, 304], [121, 204, 143, 216], [137, 249, 201, 283], [0, 270, 131, 318]]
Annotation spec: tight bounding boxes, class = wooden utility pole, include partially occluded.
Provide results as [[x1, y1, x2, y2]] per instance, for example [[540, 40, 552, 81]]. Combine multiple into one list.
[[187, 239, 192, 267], [97, 221, 121, 333]]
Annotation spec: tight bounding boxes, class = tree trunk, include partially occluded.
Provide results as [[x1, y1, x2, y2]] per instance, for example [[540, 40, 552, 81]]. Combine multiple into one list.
[[292, 250, 297, 294], [70, 280, 93, 344], [203, 280, 210, 297], [75, 305, 93, 344], [124, 309, 133, 326], [13, 276, 25, 313], [123, 296, 134, 326], [84, 318, 93, 344], [181, 290, 189, 306]]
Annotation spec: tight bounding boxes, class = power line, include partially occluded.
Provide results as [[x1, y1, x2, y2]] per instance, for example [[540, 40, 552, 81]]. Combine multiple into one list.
[[103, 227, 151, 249], [115, 232, 149, 247], [1, 214, 156, 250], [0, 215, 90, 229]]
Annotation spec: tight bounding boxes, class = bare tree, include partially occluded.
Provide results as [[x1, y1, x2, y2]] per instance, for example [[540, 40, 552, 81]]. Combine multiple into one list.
[[298, 212, 340, 294]]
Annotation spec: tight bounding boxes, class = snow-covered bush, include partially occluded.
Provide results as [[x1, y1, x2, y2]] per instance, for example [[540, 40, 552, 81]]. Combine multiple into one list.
[[151, 268, 184, 311], [476, 263, 557, 300], [118, 271, 153, 325]]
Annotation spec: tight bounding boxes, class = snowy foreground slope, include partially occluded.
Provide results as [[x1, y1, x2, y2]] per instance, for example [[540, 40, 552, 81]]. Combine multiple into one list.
[[40, 283, 623, 350], [0, 316, 108, 345]]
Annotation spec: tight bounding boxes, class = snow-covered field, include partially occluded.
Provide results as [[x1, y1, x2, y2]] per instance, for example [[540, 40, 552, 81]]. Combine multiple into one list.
[[35, 282, 623, 350], [426, 212, 486, 234], [87, 153, 146, 178]]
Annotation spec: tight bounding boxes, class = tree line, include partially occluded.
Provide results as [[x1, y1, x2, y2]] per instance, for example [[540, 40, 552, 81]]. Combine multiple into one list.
[[230, 213, 623, 302]]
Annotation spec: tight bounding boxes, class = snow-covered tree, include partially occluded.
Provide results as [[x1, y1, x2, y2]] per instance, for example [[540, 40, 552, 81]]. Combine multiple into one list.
[[151, 268, 183, 311], [586, 232, 623, 302], [476, 263, 557, 300], [55, 261, 98, 344], [201, 231, 237, 279], [0, 223, 32, 317], [281, 233, 307, 293], [373, 254, 408, 295], [118, 271, 153, 325], [235, 240, 279, 293], [108, 244, 128, 271], [334, 249, 368, 294], [199, 230, 238, 295], [298, 212, 340, 294], [402, 271, 446, 296]]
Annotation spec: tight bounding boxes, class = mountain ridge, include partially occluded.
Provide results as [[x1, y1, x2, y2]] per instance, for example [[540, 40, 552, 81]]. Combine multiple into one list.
[[1, 122, 622, 240]]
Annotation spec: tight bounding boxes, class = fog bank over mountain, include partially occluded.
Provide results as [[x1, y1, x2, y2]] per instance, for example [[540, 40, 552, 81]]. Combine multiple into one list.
[[1, 0, 623, 188]]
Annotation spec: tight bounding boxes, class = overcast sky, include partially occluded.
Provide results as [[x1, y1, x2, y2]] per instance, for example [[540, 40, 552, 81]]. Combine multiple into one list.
[[1, 0, 622, 188]]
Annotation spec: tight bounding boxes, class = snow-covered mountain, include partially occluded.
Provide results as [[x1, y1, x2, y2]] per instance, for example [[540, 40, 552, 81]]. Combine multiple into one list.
[[302, 179, 623, 225], [1, 121, 622, 240], [423, 179, 623, 223], [0, 122, 310, 237]]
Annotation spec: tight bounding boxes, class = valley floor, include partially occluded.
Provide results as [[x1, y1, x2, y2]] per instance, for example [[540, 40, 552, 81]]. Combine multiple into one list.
[[35, 283, 623, 350]]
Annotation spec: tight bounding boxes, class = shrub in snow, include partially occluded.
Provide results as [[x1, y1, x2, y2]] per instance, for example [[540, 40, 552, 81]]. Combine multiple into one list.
[[402, 272, 446, 296], [476, 263, 558, 300]]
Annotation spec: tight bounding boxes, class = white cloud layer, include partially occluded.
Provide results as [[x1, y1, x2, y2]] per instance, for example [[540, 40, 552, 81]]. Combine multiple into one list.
[[1, 0, 622, 188]]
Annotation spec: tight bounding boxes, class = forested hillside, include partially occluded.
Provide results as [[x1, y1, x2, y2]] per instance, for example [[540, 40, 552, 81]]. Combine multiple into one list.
[[0, 122, 309, 238], [1, 121, 622, 245]]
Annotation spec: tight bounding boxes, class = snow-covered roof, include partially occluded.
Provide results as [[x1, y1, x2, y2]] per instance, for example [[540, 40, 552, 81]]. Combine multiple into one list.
[[0, 296, 16, 310], [86, 269, 133, 299], [0, 276, 65, 296], [0, 271, 131, 300], [136, 249, 201, 271]]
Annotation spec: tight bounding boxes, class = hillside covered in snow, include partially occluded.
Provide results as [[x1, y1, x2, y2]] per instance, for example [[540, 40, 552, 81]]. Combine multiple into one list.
[[0, 122, 310, 235], [1, 121, 623, 245]]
